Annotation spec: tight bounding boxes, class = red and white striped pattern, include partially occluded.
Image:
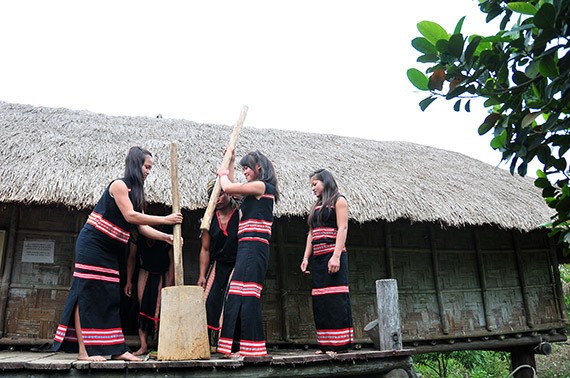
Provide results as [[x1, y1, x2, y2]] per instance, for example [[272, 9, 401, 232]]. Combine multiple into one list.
[[54, 324, 78, 343], [312, 227, 338, 242], [238, 236, 269, 245], [227, 281, 263, 298], [87, 211, 130, 244], [312, 243, 346, 256], [217, 337, 233, 354], [73, 263, 120, 283], [238, 219, 272, 236], [82, 327, 125, 345], [239, 339, 268, 356], [316, 327, 354, 346], [261, 194, 275, 201], [312, 285, 350, 296]]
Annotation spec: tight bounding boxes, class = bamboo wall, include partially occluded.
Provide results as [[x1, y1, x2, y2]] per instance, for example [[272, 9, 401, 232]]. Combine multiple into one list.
[[0, 204, 566, 345]]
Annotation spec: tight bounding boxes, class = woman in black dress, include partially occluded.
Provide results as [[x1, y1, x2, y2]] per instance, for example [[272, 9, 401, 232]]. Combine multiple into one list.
[[300, 169, 353, 354], [52, 146, 182, 361]]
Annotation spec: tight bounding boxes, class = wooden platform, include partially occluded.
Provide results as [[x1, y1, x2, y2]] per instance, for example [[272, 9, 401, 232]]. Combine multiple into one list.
[[0, 348, 416, 377]]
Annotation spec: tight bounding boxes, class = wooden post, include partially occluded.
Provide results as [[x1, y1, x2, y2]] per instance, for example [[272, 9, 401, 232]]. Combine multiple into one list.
[[512, 231, 534, 328], [200, 106, 248, 232], [510, 346, 536, 378], [428, 225, 450, 334], [0, 207, 18, 337], [170, 143, 184, 286], [157, 143, 210, 360], [375, 279, 402, 351], [473, 229, 494, 331]]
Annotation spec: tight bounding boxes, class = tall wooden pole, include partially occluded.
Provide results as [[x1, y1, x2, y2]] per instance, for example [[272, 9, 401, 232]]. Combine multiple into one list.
[[170, 142, 184, 286], [200, 106, 248, 231]]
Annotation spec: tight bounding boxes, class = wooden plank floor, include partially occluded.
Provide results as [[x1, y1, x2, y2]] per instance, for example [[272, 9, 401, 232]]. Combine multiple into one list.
[[0, 348, 416, 377]]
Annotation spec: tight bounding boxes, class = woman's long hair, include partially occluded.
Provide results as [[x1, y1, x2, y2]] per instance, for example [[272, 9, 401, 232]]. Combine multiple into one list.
[[124, 146, 152, 212], [239, 150, 280, 202], [308, 169, 340, 226]]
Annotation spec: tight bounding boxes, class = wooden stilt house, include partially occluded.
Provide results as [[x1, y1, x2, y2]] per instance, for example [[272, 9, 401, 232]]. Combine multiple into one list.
[[0, 101, 567, 361]]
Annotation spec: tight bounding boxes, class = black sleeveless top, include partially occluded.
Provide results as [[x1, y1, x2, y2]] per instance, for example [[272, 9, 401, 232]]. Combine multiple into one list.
[[85, 178, 135, 244], [208, 208, 239, 263]]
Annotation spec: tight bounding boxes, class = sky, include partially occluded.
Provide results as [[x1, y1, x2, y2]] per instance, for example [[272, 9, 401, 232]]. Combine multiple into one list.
[[0, 0, 517, 171]]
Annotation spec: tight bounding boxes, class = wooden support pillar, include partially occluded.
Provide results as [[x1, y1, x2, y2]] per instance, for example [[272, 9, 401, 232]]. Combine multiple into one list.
[[510, 346, 536, 378], [428, 225, 449, 334], [547, 237, 568, 322], [374, 279, 402, 351], [473, 229, 494, 331], [511, 232, 534, 328], [0, 206, 19, 337], [384, 223, 394, 279]]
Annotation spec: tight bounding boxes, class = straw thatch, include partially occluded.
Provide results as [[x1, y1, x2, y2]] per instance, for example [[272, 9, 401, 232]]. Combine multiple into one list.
[[0, 101, 552, 231]]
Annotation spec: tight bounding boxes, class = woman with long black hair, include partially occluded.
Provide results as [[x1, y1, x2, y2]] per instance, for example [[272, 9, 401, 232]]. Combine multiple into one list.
[[300, 169, 353, 354], [52, 146, 182, 361], [215, 150, 279, 358]]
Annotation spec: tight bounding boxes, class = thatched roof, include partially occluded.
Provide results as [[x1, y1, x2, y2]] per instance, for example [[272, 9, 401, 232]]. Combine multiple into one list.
[[0, 101, 552, 231]]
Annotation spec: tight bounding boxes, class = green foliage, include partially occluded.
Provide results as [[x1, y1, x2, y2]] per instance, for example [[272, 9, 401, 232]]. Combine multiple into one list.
[[413, 350, 510, 377], [408, 0, 570, 249]]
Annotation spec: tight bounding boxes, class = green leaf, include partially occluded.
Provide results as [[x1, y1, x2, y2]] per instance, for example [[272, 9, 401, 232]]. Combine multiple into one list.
[[536, 169, 546, 179], [453, 16, 465, 35], [419, 96, 437, 111], [448, 33, 465, 58], [507, 2, 537, 15], [464, 36, 481, 64], [535, 177, 550, 188], [453, 99, 461, 112], [534, 3, 555, 29], [411, 37, 439, 55], [407, 68, 429, 91], [512, 71, 529, 85], [521, 112, 542, 128], [538, 55, 559, 78], [417, 54, 440, 63], [417, 21, 449, 45], [490, 130, 507, 149], [465, 100, 471, 112]]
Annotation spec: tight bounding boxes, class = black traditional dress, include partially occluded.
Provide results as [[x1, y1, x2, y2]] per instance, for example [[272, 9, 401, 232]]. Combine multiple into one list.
[[135, 235, 171, 337], [310, 197, 354, 352], [203, 208, 239, 347], [217, 183, 275, 356], [52, 179, 133, 356]]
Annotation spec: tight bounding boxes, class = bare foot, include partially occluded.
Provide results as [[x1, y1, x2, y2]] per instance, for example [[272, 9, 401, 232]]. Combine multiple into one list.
[[228, 352, 242, 359], [315, 350, 325, 355], [111, 352, 143, 361], [132, 347, 149, 356], [77, 354, 107, 361], [325, 351, 337, 356]]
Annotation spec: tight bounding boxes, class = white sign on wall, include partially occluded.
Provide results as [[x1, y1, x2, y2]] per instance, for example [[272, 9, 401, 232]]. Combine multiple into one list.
[[22, 239, 55, 264]]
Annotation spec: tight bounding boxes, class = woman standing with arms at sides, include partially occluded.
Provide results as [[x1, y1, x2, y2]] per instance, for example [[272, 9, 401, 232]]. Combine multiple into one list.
[[300, 169, 353, 354], [52, 146, 183, 362], [215, 150, 279, 358]]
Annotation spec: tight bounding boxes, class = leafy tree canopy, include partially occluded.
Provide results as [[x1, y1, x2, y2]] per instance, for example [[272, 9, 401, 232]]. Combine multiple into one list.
[[408, 0, 570, 248]]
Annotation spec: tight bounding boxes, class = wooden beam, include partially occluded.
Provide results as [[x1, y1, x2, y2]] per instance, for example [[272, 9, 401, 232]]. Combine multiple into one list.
[[473, 229, 494, 331], [383, 222, 394, 278], [511, 231, 534, 328], [428, 225, 449, 334], [0, 206, 19, 337]]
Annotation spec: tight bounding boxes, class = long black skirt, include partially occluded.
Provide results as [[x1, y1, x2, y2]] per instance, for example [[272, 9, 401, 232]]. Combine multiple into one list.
[[217, 241, 268, 356], [204, 260, 235, 347], [52, 228, 128, 356], [311, 249, 354, 352]]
